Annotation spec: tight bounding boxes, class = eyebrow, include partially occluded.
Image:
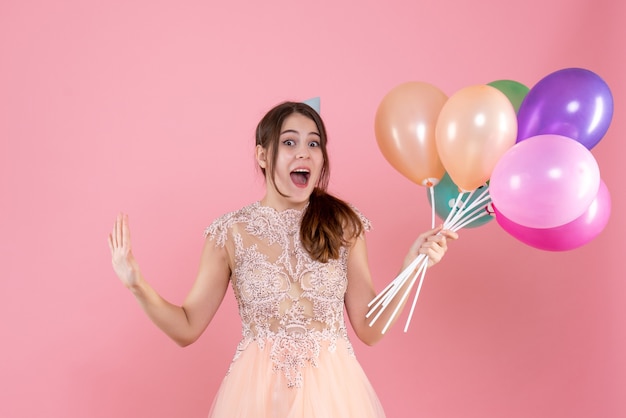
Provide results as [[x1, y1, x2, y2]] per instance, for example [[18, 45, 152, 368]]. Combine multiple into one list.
[[280, 129, 321, 137]]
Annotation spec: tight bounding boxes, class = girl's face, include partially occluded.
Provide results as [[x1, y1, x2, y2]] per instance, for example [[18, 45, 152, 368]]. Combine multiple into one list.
[[256, 113, 324, 210]]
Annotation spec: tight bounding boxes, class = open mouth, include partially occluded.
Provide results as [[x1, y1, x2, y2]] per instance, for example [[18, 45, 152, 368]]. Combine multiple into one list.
[[290, 169, 310, 186]]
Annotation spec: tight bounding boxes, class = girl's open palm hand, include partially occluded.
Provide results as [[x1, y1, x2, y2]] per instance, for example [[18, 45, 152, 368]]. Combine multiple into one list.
[[108, 213, 140, 288]]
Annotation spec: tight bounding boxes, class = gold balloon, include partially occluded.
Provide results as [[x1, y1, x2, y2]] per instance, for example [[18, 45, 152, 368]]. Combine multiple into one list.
[[435, 85, 518, 191], [375, 82, 448, 187]]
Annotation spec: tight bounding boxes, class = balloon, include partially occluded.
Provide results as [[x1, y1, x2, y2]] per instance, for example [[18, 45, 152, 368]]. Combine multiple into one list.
[[490, 134, 600, 229], [494, 179, 611, 251], [487, 79, 530, 113], [426, 172, 493, 228], [375, 82, 448, 187], [517, 67, 614, 149], [435, 84, 517, 192]]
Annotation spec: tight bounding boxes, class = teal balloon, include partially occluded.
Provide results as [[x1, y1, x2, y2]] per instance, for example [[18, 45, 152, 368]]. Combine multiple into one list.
[[426, 172, 494, 228], [487, 79, 529, 113]]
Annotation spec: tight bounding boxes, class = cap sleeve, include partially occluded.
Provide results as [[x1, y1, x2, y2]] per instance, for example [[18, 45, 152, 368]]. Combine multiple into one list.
[[350, 204, 372, 232], [203, 212, 232, 247]]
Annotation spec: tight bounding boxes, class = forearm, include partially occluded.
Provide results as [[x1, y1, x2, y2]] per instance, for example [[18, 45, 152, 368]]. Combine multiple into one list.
[[129, 275, 199, 347], [353, 270, 416, 345]]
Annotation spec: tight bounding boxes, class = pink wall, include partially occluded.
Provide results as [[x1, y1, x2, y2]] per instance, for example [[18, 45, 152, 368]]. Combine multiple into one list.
[[1, 0, 624, 417]]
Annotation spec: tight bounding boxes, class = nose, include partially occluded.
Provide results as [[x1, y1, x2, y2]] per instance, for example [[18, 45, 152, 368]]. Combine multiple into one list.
[[296, 145, 310, 159]]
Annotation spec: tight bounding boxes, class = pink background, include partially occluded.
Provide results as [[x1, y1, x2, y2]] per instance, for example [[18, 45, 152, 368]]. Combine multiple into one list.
[[1, 0, 624, 417]]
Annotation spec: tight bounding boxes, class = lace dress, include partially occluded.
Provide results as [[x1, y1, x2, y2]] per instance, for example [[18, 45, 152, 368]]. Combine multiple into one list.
[[204, 202, 385, 417]]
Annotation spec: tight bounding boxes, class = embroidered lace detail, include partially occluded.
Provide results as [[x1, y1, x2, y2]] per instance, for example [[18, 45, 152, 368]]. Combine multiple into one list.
[[204, 202, 369, 388]]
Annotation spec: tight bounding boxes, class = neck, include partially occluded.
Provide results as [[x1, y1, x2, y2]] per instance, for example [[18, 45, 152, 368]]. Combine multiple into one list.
[[260, 196, 309, 212]]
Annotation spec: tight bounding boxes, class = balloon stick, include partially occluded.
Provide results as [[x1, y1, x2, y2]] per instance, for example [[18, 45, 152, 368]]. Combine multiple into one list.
[[381, 259, 427, 334], [367, 183, 493, 333], [429, 186, 436, 229], [403, 257, 429, 332]]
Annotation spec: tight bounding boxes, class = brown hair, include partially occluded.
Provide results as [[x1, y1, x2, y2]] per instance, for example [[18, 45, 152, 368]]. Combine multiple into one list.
[[255, 101, 363, 262]]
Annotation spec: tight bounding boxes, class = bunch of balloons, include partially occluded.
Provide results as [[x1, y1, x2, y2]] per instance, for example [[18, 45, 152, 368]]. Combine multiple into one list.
[[368, 68, 612, 332], [374, 67, 612, 250]]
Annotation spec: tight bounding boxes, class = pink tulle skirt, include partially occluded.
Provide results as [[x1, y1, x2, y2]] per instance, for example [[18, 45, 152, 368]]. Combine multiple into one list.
[[208, 338, 385, 417]]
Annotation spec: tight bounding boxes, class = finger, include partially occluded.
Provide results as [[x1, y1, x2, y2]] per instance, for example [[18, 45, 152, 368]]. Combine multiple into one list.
[[111, 218, 118, 248], [427, 244, 446, 262], [423, 244, 444, 257], [425, 234, 447, 248], [122, 214, 130, 248], [426, 225, 443, 237], [440, 229, 459, 240], [419, 248, 439, 265], [115, 213, 124, 247], [425, 225, 442, 236], [107, 233, 114, 253], [421, 240, 447, 256]]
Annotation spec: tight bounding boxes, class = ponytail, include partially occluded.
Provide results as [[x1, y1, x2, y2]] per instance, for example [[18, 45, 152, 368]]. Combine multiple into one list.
[[301, 188, 364, 263]]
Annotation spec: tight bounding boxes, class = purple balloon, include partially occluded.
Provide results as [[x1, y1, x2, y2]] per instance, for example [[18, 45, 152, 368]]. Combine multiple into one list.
[[517, 68, 613, 149], [494, 180, 611, 251], [489, 134, 600, 229]]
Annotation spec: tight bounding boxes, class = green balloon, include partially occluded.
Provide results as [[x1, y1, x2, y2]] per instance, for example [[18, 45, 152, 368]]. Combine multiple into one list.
[[488, 79, 530, 113], [426, 172, 493, 229]]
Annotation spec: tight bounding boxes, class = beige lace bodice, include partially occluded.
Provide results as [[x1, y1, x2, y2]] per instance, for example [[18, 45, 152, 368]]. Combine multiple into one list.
[[204, 201, 370, 388]]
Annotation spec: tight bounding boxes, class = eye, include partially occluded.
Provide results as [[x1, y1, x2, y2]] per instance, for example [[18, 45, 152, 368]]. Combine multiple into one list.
[[308, 140, 320, 148], [282, 139, 296, 146]]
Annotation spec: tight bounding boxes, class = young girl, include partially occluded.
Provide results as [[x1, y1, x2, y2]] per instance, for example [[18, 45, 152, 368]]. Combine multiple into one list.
[[108, 101, 458, 417]]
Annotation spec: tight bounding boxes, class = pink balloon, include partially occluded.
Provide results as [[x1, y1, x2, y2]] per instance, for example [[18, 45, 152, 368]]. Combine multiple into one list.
[[489, 134, 600, 228], [494, 180, 611, 251]]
